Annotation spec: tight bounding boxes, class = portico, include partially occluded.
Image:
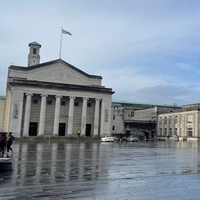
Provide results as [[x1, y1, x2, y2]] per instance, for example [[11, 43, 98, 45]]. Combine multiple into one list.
[[21, 92, 104, 137]]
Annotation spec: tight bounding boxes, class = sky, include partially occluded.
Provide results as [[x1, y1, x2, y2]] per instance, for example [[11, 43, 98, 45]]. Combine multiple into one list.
[[1, 0, 200, 106]]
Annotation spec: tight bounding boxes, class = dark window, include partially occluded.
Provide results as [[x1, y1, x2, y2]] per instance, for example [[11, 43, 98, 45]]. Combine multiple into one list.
[[33, 48, 37, 54], [61, 100, 66, 106], [164, 128, 167, 136], [87, 102, 91, 107], [130, 111, 134, 117], [33, 99, 38, 104], [112, 126, 115, 131], [47, 100, 52, 105], [113, 115, 115, 120], [74, 102, 79, 107], [187, 128, 193, 137]]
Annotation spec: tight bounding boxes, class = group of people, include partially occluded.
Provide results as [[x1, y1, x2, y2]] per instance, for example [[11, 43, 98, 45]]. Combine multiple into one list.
[[0, 132, 15, 157]]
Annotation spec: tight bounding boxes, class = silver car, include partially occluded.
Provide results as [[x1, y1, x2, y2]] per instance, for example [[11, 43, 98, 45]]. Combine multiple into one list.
[[126, 135, 139, 142]]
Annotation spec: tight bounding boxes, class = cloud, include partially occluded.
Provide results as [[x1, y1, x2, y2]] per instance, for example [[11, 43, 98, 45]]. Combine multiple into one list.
[[1, 0, 200, 106], [113, 84, 199, 106]]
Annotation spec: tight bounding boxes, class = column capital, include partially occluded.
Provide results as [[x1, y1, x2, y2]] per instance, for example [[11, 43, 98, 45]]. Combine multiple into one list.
[[55, 95, 62, 98], [82, 97, 89, 101], [95, 98, 101, 101], [41, 94, 48, 97], [69, 96, 76, 100], [25, 93, 33, 96]]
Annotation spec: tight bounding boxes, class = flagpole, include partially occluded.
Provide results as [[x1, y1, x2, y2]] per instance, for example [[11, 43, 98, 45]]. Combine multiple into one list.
[[59, 28, 63, 59]]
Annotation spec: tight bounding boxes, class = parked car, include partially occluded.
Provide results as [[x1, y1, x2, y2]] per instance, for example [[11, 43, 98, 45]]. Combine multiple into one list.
[[101, 136, 114, 142], [126, 135, 139, 142]]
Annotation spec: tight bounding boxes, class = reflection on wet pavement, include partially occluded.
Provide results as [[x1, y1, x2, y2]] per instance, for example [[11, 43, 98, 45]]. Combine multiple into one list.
[[1, 140, 200, 199]]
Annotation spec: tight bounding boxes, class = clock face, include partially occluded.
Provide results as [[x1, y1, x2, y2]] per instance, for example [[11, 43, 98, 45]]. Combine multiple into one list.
[[32, 59, 37, 65]]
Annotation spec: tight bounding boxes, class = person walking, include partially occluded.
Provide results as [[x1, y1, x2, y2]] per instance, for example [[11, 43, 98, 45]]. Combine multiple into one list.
[[77, 129, 81, 138], [6, 132, 15, 155]]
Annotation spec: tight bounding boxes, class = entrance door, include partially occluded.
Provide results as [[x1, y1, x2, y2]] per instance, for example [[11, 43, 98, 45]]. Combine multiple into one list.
[[29, 122, 38, 136], [85, 124, 91, 136], [59, 123, 66, 136]]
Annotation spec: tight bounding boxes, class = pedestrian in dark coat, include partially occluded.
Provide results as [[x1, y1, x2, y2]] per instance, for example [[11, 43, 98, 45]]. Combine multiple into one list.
[[6, 132, 15, 154]]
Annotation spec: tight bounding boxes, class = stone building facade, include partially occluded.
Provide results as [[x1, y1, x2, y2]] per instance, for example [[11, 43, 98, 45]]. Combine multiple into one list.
[[2, 42, 114, 137], [111, 102, 182, 140], [157, 104, 200, 141]]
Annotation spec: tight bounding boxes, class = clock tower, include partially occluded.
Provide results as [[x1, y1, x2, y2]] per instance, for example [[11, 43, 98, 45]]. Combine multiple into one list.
[[28, 41, 41, 67]]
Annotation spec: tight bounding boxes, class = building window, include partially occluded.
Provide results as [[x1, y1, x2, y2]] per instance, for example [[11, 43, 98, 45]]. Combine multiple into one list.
[[175, 128, 177, 135], [159, 118, 162, 125], [74, 102, 79, 107], [169, 128, 172, 137], [112, 126, 115, 131], [61, 100, 66, 106], [187, 128, 193, 137], [113, 115, 115, 120], [33, 99, 38, 104], [169, 117, 172, 125], [33, 48, 37, 54], [129, 111, 134, 117], [160, 128, 162, 135], [164, 117, 167, 125], [47, 100, 52, 105], [164, 128, 167, 136], [175, 116, 178, 124], [87, 102, 91, 107], [187, 115, 193, 123]]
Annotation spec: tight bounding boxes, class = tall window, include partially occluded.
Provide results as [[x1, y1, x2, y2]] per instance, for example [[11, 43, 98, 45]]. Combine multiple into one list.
[[87, 102, 91, 107], [112, 126, 115, 131], [33, 48, 37, 54], [61, 100, 66, 106], [113, 115, 115, 120], [169, 117, 172, 125], [74, 102, 79, 107], [187, 128, 193, 137], [169, 128, 172, 136], [174, 116, 178, 124], [187, 115, 193, 123], [159, 118, 162, 125], [164, 128, 167, 136], [164, 117, 167, 125]]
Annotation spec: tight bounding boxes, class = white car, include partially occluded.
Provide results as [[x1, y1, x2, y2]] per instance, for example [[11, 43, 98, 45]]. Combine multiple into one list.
[[101, 136, 114, 142], [126, 135, 139, 142]]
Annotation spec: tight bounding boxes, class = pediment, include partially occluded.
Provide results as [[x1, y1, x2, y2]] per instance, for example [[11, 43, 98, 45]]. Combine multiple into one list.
[[9, 59, 102, 87]]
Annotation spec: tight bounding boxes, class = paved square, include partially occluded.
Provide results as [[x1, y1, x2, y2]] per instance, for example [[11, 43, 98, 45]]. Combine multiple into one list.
[[0, 139, 200, 199]]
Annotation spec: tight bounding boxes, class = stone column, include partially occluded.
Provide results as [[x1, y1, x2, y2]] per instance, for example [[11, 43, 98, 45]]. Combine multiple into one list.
[[38, 94, 48, 136], [172, 116, 175, 136], [161, 117, 164, 136], [100, 99, 105, 136], [23, 93, 33, 137], [166, 117, 169, 136], [94, 98, 101, 136], [53, 95, 62, 136], [67, 96, 75, 135], [81, 97, 88, 136]]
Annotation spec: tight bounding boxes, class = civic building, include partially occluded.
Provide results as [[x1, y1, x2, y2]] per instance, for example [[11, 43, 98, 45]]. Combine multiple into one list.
[[157, 104, 200, 141], [1, 42, 114, 138]]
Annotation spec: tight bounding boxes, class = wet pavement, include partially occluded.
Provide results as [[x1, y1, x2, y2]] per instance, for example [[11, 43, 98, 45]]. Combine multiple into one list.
[[1, 139, 200, 199]]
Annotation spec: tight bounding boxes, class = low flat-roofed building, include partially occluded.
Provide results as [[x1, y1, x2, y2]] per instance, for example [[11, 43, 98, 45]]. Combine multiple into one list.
[[111, 101, 181, 140], [157, 103, 200, 141]]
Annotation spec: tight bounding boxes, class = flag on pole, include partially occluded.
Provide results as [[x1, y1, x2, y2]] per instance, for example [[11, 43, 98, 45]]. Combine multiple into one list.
[[62, 29, 72, 36]]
